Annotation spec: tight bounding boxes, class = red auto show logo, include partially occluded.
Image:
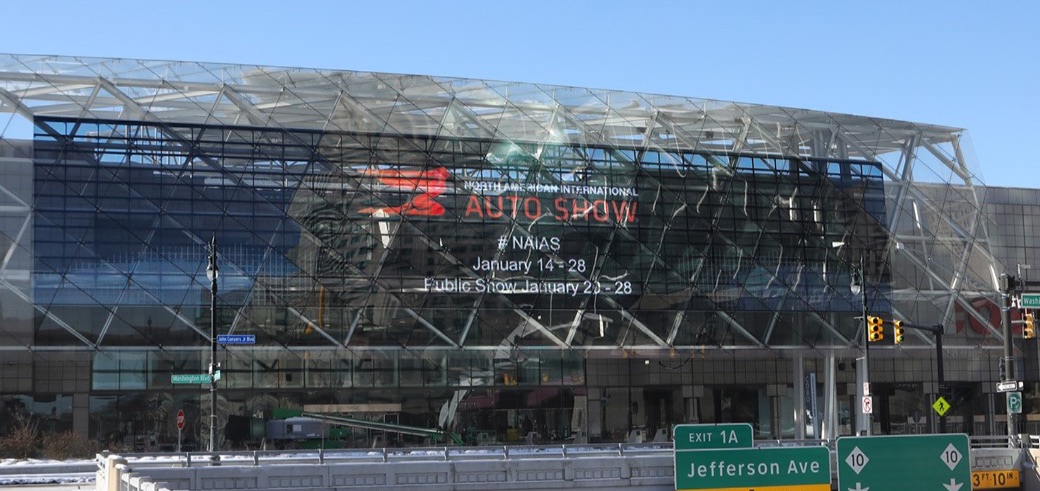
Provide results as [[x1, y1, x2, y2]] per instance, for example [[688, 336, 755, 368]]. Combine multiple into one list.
[[357, 166, 450, 217], [355, 165, 639, 224]]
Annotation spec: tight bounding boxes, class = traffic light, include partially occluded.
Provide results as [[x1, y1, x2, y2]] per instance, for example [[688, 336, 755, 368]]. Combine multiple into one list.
[[867, 315, 885, 342], [893, 320, 904, 344], [1025, 313, 1036, 339]]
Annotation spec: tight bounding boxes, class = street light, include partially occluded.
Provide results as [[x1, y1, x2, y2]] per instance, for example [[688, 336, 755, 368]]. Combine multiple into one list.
[[834, 241, 871, 436], [205, 237, 219, 457], [852, 256, 871, 436]]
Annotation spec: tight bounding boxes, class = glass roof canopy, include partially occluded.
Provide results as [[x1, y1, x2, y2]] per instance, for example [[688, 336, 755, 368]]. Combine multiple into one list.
[[0, 54, 972, 166], [0, 54, 1002, 356]]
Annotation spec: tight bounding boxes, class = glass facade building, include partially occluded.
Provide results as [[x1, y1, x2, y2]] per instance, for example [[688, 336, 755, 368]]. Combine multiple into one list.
[[0, 54, 1028, 450]]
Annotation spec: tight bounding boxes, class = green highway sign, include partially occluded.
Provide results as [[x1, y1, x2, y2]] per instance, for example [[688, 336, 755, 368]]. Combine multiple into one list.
[[837, 434, 970, 491], [171, 373, 212, 384], [675, 446, 831, 491], [1021, 294, 1040, 308], [673, 423, 753, 451]]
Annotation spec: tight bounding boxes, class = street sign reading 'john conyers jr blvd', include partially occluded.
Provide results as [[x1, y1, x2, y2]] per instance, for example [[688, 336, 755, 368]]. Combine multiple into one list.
[[675, 446, 831, 491], [217, 334, 255, 345]]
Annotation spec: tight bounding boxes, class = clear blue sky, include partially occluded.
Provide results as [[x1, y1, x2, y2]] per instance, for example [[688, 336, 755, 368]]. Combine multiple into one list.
[[4, 0, 1036, 188]]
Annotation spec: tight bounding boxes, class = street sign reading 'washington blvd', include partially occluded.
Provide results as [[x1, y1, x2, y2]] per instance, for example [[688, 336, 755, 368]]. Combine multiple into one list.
[[837, 434, 970, 491], [171, 373, 212, 384], [1021, 293, 1040, 308]]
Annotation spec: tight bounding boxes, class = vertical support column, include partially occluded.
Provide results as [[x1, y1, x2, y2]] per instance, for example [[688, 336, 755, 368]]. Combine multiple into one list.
[[985, 387, 997, 436], [767, 384, 784, 440], [681, 385, 702, 424], [587, 388, 603, 439], [207, 237, 220, 460], [793, 356, 805, 440], [73, 392, 89, 437], [822, 355, 838, 441]]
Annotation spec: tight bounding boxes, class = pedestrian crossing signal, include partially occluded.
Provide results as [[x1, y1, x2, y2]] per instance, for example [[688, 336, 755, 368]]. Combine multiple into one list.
[[867, 316, 884, 342], [893, 320, 904, 344]]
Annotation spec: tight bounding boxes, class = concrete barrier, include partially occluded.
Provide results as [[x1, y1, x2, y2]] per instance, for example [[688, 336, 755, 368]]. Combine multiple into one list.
[[94, 440, 1040, 491], [105, 445, 676, 491]]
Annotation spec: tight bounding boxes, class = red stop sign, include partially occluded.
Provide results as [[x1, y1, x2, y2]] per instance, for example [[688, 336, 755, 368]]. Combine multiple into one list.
[[176, 409, 185, 430]]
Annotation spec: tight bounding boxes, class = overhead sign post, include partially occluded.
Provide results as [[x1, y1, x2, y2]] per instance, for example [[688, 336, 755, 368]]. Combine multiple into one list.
[[837, 434, 970, 491]]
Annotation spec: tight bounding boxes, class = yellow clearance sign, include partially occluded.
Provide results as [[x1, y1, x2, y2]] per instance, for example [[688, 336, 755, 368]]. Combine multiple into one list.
[[971, 469, 1020, 489]]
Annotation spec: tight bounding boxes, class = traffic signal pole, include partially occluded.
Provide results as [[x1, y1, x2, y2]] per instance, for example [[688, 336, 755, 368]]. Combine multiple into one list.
[[884, 319, 945, 431], [855, 260, 871, 436], [1000, 274, 1018, 443], [935, 326, 945, 434]]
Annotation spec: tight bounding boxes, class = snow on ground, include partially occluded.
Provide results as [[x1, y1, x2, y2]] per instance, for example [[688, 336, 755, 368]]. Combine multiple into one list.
[[0, 444, 672, 486], [0, 458, 96, 485]]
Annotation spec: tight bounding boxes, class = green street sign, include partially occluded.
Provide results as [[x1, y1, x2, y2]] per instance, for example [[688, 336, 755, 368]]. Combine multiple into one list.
[[675, 446, 831, 491], [673, 423, 753, 450], [837, 434, 970, 491], [1021, 293, 1040, 308], [171, 373, 212, 384], [1008, 391, 1023, 414]]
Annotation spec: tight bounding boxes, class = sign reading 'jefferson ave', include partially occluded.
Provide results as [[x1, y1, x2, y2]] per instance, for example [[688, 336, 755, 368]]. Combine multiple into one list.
[[673, 423, 831, 491], [675, 446, 831, 491]]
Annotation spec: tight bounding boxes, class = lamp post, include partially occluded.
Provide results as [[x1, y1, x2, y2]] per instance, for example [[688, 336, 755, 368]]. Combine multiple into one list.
[[205, 237, 219, 456], [833, 241, 872, 436], [850, 257, 872, 436], [999, 273, 1018, 443]]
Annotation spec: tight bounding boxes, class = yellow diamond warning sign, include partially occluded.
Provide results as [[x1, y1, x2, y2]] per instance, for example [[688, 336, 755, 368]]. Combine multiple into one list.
[[932, 396, 951, 416]]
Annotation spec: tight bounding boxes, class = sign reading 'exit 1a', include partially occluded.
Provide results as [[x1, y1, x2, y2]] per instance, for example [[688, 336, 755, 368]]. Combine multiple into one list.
[[673, 423, 753, 450]]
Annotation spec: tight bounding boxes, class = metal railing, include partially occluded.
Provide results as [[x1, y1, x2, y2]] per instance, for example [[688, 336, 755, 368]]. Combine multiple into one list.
[[94, 434, 1040, 473], [96, 442, 675, 470]]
